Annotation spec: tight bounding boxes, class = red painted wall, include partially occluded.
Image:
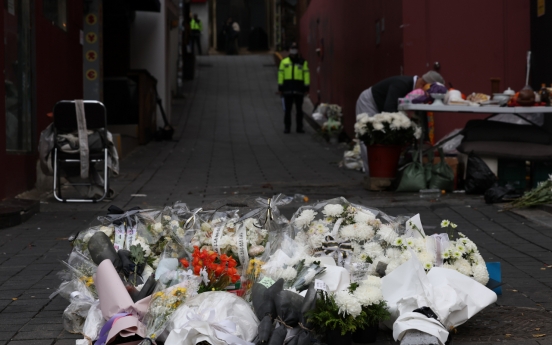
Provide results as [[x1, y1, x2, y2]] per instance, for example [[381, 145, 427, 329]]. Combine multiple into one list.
[[0, 1, 83, 199], [300, 0, 404, 137], [402, 0, 530, 141], [300, 0, 530, 141]]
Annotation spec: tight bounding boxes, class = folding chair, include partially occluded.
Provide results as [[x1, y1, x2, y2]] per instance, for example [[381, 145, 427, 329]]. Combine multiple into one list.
[[52, 100, 109, 202]]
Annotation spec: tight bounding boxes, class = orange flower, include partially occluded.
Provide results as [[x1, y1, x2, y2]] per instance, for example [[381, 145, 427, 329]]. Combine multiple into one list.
[[228, 259, 237, 268], [227, 267, 238, 276], [215, 265, 225, 276], [179, 258, 189, 268], [231, 275, 240, 283], [193, 265, 201, 275]]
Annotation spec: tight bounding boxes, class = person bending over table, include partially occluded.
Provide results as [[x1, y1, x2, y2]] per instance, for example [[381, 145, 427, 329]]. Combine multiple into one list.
[[356, 71, 445, 116]]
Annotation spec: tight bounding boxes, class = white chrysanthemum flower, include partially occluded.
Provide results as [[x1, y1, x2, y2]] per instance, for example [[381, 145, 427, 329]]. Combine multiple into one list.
[[456, 244, 466, 253], [322, 204, 344, 217], [417, 251, 435, 266], [406, 238, 415, 247], [354, 285, 383, 306], [356, 113, 370, 123], [454, 258, 472, 276], [472, 253, 485, 265], [385, 260, 402, 275], [334, 291, 362, 317], [243, 218, 258, 231], [281, 267, 298, 281], [472, 264, 490, 285], [308, 221, 330, 236], [423, 262, 433, 270], [100, 226, 114, 238], [372, 122, 385, 131], [400, 250, 412, 263], [354, 210, 376, 224], [200, 222, 212, 232], [362, 276, 382, 288], [294, 209, 318, 229], [386, 247, 402, 260], [308, 234, 325, 251], [393, 237, 405, 247], [452, 251, 462, 259], [450, 222, 458, 229], [152, 222, 163, 234], [163, 215, 171, 221], [378, 225, 398, 244], [442, 251, 451, 259], [464, 239, 477, 252], [341, 223, 375, 241], [441, 220, 450, 228], [364, 242, 384, 258]]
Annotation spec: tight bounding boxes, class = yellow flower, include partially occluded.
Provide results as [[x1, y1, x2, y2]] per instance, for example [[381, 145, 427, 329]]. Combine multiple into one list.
[[172, 287, 187, 296], [85, 277, 94, 287], [153, 292, 165, 299]]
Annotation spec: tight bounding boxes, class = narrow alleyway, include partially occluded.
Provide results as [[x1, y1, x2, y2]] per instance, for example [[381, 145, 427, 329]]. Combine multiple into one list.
[[111, 55, 362, 209]]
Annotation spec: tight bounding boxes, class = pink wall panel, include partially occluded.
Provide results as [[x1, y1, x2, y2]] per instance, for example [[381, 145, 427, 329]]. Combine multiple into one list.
[[300, 0, 404, 137], [402, 0, 530, 141]]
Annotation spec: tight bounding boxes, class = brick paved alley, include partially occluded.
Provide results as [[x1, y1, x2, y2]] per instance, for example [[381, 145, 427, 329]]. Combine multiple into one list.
[[1, 55, 552, 344]]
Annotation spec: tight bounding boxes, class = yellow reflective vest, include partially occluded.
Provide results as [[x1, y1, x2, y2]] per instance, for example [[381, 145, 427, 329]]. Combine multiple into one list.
[[278, 57, 310, 94], [190, 19, 202, 31]]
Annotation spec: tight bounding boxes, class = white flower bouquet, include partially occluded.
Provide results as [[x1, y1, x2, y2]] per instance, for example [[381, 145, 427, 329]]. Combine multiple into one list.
[[139, 279, 199, 344], [439, 221, 489, 285], [354, 112, 421, 146]]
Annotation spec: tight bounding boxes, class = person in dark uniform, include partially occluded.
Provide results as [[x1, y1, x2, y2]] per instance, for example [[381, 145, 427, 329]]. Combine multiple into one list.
[[278, 43, 310, 134], [356, 71, 445, 115], [222, 17, 238, 55]]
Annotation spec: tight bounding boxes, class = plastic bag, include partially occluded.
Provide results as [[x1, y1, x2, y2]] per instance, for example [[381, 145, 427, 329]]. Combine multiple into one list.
[[484, 185, 515, 204], [82, 299, 104, 341], [465, 152, 496, 194], [429, 148, 454, 192], [396, 151, 427, 192], [62, 291, 96, 334], [434, 128, 464, 155]]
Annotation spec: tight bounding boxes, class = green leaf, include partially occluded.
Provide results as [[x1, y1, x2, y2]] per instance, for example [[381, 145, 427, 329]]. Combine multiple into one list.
[[130, 244, 146, 265]]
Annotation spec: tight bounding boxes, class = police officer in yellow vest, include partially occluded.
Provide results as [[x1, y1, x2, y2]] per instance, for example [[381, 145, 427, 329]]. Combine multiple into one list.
[[278, 43, 310, 133], [190, 14, 202, 55]]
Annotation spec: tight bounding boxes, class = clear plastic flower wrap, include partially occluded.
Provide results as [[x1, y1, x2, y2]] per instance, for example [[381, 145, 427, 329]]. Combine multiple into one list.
[[62, 291, 97, 334], [82, 299, 104, 342], [51, 252, 98, 301], [256, 235, 325, 293], [138, 278, 200, 345]]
